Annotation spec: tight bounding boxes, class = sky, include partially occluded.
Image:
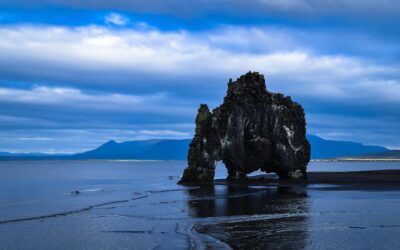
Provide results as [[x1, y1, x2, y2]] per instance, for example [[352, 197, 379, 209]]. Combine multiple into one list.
[[0, 0, 399, 153]]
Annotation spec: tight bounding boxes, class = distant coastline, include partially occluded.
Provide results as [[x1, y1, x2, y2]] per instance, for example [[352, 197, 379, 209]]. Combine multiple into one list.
[[313, 158, 400, 162], [1, 158, 400, 162]]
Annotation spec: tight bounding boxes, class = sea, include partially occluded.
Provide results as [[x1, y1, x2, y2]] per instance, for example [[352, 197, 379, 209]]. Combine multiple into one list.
[[1, 160, 400, 250]]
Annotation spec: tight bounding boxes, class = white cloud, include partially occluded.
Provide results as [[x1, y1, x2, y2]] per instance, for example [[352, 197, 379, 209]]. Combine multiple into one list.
[[0, 25, 399, 119], [138, 129, 189, 137], [104, 13, 129, 26], [0, 24, 397, 95], [0, 24, 399, 148], [0, 85, 191, 115]]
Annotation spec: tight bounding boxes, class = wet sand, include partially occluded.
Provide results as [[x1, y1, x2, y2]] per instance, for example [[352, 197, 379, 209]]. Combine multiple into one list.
[[214, 170, 400, 188], [307, 170, 400, 184], [196, 170, 400, 249]]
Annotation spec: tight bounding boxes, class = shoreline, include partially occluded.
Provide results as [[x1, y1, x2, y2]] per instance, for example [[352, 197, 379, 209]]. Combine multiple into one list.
[[212, 170, 400, 188], [312, 158, 400, 162], [1, 158, 400, 162]]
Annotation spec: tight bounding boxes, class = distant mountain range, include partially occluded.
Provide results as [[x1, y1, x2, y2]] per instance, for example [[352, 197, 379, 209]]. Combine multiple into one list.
[[306, 135, 388, 159], [73, 139, 190, 160], [0, 135, 391, 160]]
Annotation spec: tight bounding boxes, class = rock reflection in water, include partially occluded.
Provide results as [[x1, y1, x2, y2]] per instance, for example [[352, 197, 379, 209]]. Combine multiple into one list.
[[187, 185, 310, 249]]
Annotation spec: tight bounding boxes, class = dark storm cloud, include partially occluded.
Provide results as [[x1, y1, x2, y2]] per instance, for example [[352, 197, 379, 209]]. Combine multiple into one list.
[[1, 0, 399, 17]]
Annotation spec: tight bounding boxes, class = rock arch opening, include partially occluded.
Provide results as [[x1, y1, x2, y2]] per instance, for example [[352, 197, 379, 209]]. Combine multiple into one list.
[[214, 161, 229, 180]]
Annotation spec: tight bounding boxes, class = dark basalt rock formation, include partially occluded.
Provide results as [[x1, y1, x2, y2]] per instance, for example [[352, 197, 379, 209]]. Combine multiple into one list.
[[179, 72, 310, 184]]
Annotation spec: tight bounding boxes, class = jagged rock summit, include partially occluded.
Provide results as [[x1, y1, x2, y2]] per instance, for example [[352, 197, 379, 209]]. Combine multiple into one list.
[[179, 72, 310, 184]]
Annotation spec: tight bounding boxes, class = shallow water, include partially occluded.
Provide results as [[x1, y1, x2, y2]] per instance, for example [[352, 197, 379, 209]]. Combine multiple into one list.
[[0, 161, 400, 249]]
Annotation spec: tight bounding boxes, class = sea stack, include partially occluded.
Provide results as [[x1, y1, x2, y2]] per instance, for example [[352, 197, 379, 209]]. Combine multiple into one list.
[[179, 72, 310, 183]]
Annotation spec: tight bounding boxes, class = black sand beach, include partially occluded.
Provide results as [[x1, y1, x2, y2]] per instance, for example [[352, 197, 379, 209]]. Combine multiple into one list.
[[215, 169, 400, 185]]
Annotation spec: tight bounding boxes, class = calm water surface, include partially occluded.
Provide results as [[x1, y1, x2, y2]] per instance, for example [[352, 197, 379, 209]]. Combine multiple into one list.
[[1, 161, 400, 249]]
